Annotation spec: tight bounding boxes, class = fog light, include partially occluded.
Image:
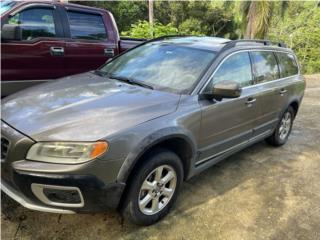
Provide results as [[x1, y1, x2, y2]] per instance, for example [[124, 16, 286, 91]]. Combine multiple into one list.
[[43, 188, 81, 204], [31, 184, 84, 208]]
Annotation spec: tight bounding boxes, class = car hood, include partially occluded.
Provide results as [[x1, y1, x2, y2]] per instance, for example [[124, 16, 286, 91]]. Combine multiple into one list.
[[1, 72, 180, 141]]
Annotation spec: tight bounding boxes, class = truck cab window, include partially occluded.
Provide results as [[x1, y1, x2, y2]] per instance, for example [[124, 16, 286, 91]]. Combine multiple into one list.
[[67, 11, 107, 40], [7, 8, 56, 40]]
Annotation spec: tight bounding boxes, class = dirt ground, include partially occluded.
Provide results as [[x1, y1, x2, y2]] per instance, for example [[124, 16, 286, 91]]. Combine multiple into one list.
[[1, 74, 320, 240]]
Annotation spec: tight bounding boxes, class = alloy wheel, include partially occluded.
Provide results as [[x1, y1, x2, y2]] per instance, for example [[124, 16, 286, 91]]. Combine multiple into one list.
[[279, 111, 292, 140], [138, 165, 177, 215]]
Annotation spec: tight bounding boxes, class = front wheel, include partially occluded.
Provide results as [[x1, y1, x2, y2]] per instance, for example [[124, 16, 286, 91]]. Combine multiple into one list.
[[122, 149, 183, 226], [266, 106, 294, 146]]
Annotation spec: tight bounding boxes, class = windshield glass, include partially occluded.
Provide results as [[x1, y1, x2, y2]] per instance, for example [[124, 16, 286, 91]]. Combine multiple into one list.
[[99, 42, 216, 93], [0, 1, 16, 15]]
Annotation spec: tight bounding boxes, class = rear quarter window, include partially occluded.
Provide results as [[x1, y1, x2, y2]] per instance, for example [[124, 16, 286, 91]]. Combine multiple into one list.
[[67, 11, 107, 40], [276, 52, 299, 78]]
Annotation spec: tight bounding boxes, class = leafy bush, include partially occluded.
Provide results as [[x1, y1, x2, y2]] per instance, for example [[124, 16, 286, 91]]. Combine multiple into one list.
[[121, 20, 178, 39], [178, 18, 204, 35], [269, 2, 320, 73]]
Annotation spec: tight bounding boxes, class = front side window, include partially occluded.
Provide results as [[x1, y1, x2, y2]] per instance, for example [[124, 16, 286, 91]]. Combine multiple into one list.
[[7, 8, 56, 40], [67, 11, 107, 40], [99, 42, 216, 93], [204, 52, 253, 92], [251, 51, 280, 83], [276, 52, 299, 78]]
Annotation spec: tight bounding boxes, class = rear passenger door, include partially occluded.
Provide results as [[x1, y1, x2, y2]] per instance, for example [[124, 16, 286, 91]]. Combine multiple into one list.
[[60, 7, 118, 76], [249, 51, 285, 138]]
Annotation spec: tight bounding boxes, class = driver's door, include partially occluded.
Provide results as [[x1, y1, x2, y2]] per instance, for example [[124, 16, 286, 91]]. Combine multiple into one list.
[[197, 51, 257, 164], [1, 5, 65, 81]]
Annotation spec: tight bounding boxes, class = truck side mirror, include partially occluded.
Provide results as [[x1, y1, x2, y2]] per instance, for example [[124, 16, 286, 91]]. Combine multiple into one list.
[[1, 24, 22, 41]]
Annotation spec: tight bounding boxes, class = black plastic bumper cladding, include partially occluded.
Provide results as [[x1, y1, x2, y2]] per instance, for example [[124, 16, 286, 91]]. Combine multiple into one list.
[[12, 171, 126, 213]]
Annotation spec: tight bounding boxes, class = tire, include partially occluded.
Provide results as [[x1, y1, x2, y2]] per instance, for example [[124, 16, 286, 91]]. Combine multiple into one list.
[[121, 148, 183, 226], [266, 106, 295, 146]]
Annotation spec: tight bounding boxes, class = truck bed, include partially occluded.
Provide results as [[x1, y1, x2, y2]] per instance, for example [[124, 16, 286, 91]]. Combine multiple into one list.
[[119, 37, 146, 52]]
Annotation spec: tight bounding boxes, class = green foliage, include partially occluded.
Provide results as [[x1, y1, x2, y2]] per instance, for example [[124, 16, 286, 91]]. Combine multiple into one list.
[[269, 2, 320, 73], [178, 18, 204, 35], [121, 20, 178, 39], [154, 2, 236, 38]]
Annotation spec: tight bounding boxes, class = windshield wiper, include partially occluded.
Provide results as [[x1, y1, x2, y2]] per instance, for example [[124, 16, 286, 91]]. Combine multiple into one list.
[[108, 74, 154, 90], [93, 69, 107, 77]]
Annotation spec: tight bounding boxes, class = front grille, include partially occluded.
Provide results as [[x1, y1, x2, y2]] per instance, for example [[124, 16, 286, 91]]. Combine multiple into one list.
[[1, 137, 10, 161]]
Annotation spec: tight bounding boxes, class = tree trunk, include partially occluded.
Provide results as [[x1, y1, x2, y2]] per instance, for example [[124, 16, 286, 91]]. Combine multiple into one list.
[[245, 2, 255, 39], [149, 0, 154, 37]]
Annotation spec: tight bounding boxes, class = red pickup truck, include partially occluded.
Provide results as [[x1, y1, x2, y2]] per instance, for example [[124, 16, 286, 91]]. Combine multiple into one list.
[[1, 1, 144, 96]]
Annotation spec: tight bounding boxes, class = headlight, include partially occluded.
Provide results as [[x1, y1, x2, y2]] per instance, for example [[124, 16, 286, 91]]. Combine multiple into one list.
[[26, 141, 109, 164]]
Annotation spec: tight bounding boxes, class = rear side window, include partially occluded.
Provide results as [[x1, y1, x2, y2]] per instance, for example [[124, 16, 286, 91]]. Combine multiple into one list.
[[67, 11, 107, 40], [251, 51, 280, 83], [7, 8, 56, 40], [276, 52, 299, 78], [205, 52, 253, 91]]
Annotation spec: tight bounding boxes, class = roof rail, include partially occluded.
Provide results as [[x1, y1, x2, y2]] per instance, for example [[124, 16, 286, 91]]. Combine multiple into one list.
[[221, 39, 287, 52]]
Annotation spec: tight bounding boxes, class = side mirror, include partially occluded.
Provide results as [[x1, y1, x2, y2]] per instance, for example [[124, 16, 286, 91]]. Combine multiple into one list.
[[1, 24, 22, 41], [213, 80, 242, 99], [210, 80, 242, 100]]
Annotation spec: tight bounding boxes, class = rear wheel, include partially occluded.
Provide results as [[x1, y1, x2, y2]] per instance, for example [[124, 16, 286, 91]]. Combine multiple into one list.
[[122, 149, 183, 225], [266, 106, 294, 146]]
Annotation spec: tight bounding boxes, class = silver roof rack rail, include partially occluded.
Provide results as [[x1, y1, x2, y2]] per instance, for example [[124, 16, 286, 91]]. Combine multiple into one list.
[[221, 39, 287, 52]]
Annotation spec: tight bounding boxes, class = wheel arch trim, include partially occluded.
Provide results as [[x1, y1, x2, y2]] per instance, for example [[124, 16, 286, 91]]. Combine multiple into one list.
[[116, 127, 197, 183]]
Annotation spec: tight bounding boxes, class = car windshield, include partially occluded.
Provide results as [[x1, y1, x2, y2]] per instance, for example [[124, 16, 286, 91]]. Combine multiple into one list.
[[0, 1, 16, 15], [99, 42, 216, 94]]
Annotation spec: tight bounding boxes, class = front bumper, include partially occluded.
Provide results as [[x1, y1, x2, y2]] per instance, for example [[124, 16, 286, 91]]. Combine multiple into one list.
[[1, 170, 126, 214], [1, 120, 126, 214], [1, 178, 74, 214]]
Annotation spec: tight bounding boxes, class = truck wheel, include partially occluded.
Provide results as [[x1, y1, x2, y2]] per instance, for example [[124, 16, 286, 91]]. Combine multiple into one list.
[[122, 149, 183, 226], [266, 106, 294, 146]]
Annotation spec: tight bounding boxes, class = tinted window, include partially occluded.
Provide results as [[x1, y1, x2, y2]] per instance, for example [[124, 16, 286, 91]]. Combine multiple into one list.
[[251, 51, 279, 83], [67, 11, 107, 40], [205, 52, 253, 91], [100, 43, 216, 93], [276, 52, 299, 77], [7, 8, 56, 40]]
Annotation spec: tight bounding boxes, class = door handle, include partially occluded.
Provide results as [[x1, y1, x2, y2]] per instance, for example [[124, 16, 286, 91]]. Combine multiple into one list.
[[246, 97, 256, 106], [104, 48, 115, 57], [50, 47, 64, 56], [279, 89, 287, 95]]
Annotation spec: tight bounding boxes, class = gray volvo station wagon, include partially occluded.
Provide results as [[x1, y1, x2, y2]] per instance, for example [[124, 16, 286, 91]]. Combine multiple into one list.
[[1, 36, 305, 225]]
